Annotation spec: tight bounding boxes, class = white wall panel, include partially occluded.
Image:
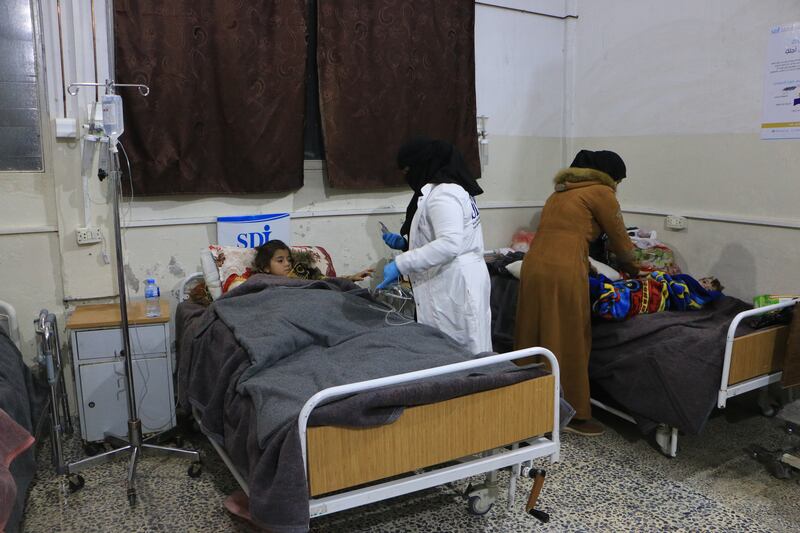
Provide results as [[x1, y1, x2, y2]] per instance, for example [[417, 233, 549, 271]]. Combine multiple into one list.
[[476, 4, 568, 137], [572, 0, 800, 137], [0, 233, 63, 360]]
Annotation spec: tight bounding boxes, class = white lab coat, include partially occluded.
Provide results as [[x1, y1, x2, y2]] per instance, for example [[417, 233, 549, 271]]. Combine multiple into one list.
[[395, 183, 492, 355]]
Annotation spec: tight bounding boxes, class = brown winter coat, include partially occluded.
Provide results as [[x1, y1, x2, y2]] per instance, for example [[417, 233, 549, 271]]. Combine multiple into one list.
[[514, 167, 636, 419]]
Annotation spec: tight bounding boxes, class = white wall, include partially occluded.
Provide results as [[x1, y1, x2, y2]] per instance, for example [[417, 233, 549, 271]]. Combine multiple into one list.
[[568, 0, 800, 300]]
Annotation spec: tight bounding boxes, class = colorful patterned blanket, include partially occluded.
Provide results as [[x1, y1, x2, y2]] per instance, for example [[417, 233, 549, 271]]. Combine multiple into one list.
[[589, 271, 722, 321]]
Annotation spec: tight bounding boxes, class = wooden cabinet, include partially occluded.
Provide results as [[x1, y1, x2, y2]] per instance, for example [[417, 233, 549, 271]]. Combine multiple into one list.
[[67, 301, 176, 442]]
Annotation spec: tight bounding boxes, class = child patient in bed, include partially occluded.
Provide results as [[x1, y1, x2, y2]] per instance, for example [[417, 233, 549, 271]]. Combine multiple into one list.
[[589, 270, 723, 321], [188, 241, 374, 306], [254, 240, 373, 282]]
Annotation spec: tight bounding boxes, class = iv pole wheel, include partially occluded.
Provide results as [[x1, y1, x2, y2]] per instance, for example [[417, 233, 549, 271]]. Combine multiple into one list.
[[128, 489, 137, 507], [188, 461, 203, 478], [67, 474, 85, 493]]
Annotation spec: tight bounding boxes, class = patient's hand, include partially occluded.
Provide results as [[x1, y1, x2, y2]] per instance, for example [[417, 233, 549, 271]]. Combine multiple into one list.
[[347, 268, 375, 282]]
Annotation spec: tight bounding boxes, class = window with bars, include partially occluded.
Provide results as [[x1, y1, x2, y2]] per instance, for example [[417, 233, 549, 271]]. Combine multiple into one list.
[[0, 0, 43, 172]]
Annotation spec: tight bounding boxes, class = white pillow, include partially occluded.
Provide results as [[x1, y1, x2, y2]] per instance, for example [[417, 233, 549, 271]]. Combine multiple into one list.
[[505, 260, 523, 279], [200, 248, 223, 300], [589, 256, 621, 281]]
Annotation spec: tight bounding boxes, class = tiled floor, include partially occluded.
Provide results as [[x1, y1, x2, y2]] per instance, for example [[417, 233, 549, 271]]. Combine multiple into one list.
[[21, 394, 800, 532]]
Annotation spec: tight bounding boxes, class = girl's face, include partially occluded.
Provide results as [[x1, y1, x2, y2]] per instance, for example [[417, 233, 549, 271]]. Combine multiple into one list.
[[268, 249, 293, 276]]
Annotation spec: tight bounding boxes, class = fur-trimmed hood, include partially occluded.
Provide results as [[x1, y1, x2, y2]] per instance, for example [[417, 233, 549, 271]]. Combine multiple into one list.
[[553, 167, 617, 192]]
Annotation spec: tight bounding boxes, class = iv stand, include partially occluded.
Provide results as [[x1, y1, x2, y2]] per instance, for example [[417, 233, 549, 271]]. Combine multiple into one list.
[[65, 80, 200, 506]]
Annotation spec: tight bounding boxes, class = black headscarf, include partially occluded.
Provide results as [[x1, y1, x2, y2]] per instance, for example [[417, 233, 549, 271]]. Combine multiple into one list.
[[570, 150, 627, 182], [396, 136, 482, 237]]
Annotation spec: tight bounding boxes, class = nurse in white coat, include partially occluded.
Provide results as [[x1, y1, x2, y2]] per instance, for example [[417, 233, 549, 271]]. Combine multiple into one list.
[[377, 137, 492, 355]]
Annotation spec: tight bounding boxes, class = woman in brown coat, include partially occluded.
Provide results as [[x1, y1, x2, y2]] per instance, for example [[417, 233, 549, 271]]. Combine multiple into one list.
[[514, 150, 639, 436]]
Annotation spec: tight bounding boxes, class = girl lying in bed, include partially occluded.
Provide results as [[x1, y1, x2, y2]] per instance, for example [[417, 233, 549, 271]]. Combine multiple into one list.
[[589, 270, 723, 321], [254, 240, 373, 282], [188, 241, 373, 306]]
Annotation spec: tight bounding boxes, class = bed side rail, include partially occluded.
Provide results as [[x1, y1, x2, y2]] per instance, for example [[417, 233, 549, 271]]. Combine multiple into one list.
[[178, 272, 204, 302], [298, 347, 560, 476], [718, 298, 798, 408]]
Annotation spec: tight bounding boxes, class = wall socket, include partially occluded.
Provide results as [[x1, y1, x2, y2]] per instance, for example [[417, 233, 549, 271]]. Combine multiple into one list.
[[76, 226, 102, 245], [664, 215, 688, 230]]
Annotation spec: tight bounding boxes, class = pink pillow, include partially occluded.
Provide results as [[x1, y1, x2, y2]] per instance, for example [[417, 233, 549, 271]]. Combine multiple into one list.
[[290, 245, 337, 277]]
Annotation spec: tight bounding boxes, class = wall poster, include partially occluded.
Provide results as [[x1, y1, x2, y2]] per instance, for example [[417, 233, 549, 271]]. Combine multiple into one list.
[[762, 22, 800, 140]]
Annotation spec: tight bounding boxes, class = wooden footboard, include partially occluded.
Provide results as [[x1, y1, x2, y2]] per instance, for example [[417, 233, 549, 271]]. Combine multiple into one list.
[[728, 326, 788, 385], [306, 374, 555, 497]]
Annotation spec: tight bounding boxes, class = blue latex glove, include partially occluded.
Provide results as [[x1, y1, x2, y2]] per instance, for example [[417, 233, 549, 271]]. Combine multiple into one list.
[[376, 261, 401, 290], [382, 232, 407, 250]]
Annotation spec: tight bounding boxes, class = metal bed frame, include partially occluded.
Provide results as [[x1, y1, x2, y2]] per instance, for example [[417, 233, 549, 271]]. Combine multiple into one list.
[[179, 274, 560, 521], [591, 298, 798, 457], [194, 348, 561, 521], [34, 310, 86, 490]]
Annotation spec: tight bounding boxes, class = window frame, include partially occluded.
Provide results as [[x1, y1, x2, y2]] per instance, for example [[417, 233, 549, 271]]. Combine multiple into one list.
[[0, 0, 49, 174]]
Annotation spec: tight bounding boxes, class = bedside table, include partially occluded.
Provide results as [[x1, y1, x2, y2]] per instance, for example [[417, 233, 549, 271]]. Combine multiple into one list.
[[67, 301, 176, 443]]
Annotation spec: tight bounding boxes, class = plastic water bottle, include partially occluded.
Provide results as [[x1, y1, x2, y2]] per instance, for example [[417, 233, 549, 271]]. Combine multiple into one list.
[[144, 279, 161, 318]]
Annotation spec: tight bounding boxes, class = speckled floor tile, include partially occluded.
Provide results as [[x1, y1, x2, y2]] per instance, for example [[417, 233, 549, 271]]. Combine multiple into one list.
[[20, 391, 800, 532]]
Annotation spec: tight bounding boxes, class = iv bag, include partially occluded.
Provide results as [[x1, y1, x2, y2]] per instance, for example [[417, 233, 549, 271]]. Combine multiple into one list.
[[101, 94, 124, 142]]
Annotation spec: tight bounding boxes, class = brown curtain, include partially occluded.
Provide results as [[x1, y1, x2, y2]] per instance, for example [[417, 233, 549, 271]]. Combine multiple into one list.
[[317, 0, 480, 189], [114, 1, 307, 195]]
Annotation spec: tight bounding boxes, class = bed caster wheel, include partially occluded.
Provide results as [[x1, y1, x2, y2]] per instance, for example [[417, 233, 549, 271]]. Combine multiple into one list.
[[67, 474, 85, 493], [174, 435, 184, 447], [83, 442, 105, 457], [464, 479, 498, 516], [188, 461, 203, 478], [467, 495, 494, 516], [760, 404, 777, 417]]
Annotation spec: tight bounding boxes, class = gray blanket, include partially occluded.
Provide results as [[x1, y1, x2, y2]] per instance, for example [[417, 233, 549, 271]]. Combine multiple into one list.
[[179, 274, 550, 533], [589, 296, 756, 434], [214, 277, 519, 447]]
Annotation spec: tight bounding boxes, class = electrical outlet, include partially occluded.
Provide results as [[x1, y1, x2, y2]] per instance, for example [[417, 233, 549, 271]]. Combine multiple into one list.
[[664, 215, 688, 230], [76, 226, 102, 245]]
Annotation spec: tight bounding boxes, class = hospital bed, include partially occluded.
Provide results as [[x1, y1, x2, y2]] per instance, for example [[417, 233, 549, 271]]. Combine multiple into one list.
[[177, 272, 561, 530], [591, 297, 797, 457], [488, 270, 797, 457]]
